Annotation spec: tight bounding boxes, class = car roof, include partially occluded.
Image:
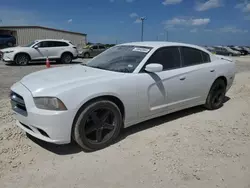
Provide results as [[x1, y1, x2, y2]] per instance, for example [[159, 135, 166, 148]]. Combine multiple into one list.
[[35, 39, 70, 42], [120, 41, 208, 51]]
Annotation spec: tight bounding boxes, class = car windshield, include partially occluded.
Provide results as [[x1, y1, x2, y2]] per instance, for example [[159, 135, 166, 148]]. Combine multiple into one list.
[[25, 41, 37, 47], [83, 45, 152, 73]]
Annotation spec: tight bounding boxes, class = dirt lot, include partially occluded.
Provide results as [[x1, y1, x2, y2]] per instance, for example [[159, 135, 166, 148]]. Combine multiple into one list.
[[0, 57, 250, 188]]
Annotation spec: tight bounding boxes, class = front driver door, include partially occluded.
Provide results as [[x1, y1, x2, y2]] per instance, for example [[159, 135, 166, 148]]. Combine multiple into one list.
[[136, 46, 185, 118], [30, 41, 50, 60]]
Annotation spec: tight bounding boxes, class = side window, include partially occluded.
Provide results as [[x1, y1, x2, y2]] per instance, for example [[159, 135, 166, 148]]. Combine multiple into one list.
[[181, 47, 203, 66], [201, 51, 211, 63], [0, 35, 10, 38], [47, 41, 56, 47], [99, 45, 105, 49], [146, 47, 181, 71], [92, 46, 98, 50], [54, 41, 69, 47], [37, 41, 49, 48]]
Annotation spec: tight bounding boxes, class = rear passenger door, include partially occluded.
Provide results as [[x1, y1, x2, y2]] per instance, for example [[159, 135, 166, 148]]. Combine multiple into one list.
[[90, 45, 99, 57], [179, 47, 216, 106], [47, 41, 69, 59]]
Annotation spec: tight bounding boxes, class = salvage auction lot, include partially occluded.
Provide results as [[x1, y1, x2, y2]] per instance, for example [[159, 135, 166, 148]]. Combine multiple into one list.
[[0, 57, 250, 188]]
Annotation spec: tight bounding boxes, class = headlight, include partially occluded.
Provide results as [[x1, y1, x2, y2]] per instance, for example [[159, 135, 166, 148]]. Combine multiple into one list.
[[5, 51, 14, 53], [34, 97, 67, 111]]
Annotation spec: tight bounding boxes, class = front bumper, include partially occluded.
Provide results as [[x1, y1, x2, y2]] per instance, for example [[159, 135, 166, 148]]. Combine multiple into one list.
[[2, 52, 15, 62], [11, 82, 75, 144]]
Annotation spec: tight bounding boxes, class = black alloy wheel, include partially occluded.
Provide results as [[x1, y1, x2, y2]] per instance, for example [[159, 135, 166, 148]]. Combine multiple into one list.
[[205, 79, 226, 110], [73, 100, 122, 151]]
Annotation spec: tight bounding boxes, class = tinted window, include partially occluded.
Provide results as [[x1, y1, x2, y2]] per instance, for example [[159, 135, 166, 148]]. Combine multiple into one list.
[[146, 47, 181, 71], [37, 41, 49, 48], [54, 41, 69, 47], [99, 45, 105, 49], [92, 46, 98, 49], [181, 47, 203, 66], [201, 51, 211, 63], [0, 35, 11, 38]]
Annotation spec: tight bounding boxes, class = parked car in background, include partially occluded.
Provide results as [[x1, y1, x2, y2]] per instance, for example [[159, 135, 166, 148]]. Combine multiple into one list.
[[0, 39, 78, 65], [242, 47, 250, 54], [235, 46, 249, 55], [229, 46, 248, 55], [220, 46, 241, 56], [204, 46, 216, 53], [212, 47, 232, 56], [10, 41, 236, 151], [0, 34, 16, 47], [79, 44, 107, 58]]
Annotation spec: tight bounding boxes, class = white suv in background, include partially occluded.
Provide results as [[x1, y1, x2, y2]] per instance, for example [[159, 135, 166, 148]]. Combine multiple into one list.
[[0, 39, 78, 65]]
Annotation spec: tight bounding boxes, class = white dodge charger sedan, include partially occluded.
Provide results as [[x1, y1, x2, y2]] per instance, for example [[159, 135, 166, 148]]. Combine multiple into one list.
[[10, 42, 236, 151]]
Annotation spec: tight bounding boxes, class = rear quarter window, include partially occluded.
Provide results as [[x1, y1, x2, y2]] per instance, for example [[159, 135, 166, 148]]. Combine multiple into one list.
[[201, 51, 211, 63], [181, 47, 211, 66], [181, 47, 203, 66]]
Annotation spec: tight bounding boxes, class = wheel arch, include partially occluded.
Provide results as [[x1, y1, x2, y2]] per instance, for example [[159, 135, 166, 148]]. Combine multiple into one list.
[[215, 76, 227, 86], [84, 52, 90, 56], [206, 75, 228, 100], [61, 51, 73, 59], [71, 95, 125, 139], [14, 52, 31, 61]]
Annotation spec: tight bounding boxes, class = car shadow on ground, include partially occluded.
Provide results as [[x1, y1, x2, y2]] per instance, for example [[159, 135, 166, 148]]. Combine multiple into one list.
[[26, 96, 231, 155], [26, 134, 83, 155], [117, 96, 230, 144]]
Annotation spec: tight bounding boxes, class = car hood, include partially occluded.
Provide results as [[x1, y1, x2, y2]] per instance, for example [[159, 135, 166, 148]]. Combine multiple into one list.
[[1, 46, 30, 52], [20, 65, 121, 95]]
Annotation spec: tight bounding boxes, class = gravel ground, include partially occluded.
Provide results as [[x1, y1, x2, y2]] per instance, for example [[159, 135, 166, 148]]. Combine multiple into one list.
[[0, 57, 250, 188]]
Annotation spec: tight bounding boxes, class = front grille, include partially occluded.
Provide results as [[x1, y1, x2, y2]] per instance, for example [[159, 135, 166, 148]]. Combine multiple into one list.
[[10, 91, 27, 116]]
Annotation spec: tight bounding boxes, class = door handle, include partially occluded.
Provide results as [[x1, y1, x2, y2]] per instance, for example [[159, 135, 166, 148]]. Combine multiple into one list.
[[179, 76, 186, 80], [210, 69, 215, 72]]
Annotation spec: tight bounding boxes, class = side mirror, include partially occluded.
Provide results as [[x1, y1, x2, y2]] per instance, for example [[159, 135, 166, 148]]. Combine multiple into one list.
[[145, 63, 163, 73], [33, 45, 39, 49]]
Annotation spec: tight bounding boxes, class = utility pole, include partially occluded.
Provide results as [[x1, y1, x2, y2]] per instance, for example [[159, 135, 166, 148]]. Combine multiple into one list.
[[165, 30, 169, 41], [140, 17, 146, 41]]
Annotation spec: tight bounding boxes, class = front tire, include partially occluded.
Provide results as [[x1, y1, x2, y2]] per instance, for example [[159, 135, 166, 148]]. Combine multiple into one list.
[[205, 79, 226, 110], [84, 52, 90, 58], [61, 53, 72, 64], [15, 54, 29, 65], [73, 100, 123, 151]]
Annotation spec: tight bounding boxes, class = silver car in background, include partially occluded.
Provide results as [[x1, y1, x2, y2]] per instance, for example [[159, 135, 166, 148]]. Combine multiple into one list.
[[79, 44, 107, 58]]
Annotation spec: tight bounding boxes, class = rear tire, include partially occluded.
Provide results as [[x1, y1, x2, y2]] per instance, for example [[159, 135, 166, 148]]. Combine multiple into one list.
[[204, 79, 226, 110], [15, 54, 29, 66], [61, 53, 72, 64], [73, 100, 122, 151]]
